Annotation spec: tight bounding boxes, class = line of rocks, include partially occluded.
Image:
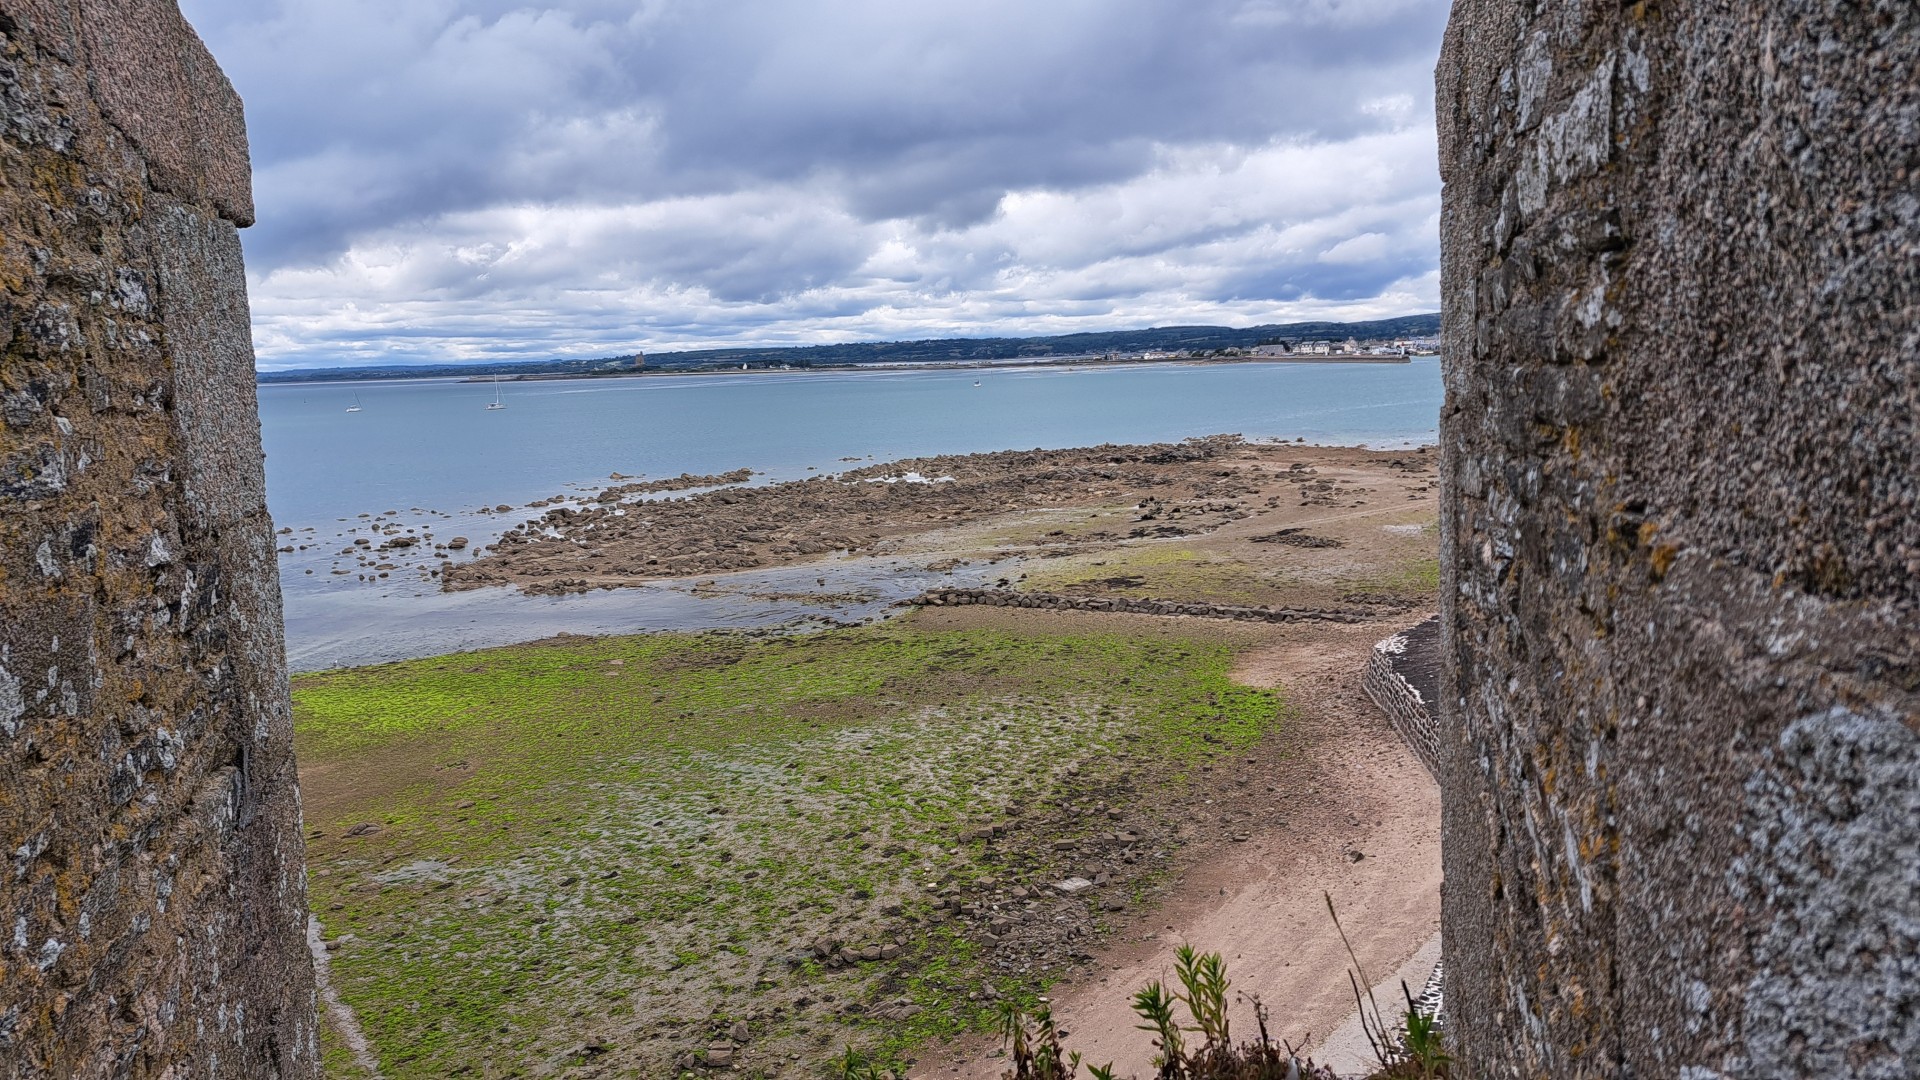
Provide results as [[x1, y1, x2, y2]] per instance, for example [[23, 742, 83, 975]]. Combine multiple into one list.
[[909, 587, 1376, 624]]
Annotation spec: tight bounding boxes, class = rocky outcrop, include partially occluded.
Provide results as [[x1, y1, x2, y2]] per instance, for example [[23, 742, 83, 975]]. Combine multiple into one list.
[[0, 4, 316, 1077], [1436, 4, 1918, 1078], [443, 439, 1263, 594]]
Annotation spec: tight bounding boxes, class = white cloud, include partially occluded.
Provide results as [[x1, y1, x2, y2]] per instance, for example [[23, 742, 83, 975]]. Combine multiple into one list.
[[177, 0, 1452, 367]]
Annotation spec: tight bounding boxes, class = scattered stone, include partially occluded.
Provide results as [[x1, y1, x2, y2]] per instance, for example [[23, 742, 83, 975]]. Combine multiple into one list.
[[1054, 878, 1094, 895], [343, 823, 381, 838]]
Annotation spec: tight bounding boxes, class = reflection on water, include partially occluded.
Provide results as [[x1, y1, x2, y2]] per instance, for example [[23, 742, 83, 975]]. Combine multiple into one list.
[[282, 552, 1008, 672]]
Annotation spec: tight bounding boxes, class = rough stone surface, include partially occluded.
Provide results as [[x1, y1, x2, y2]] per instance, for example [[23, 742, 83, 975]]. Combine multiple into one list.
[[1363, 616, 1440, 779], [1436, 3, 1919, 1078], [0, 2, 315, 1076]]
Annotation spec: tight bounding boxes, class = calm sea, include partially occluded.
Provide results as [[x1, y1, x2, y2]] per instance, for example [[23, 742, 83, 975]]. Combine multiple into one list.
[[260, 359, 1442, 670]]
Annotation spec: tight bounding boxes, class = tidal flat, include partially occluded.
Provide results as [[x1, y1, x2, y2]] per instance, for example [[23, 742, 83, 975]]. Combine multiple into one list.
[[297, 621, 1284, 1077]]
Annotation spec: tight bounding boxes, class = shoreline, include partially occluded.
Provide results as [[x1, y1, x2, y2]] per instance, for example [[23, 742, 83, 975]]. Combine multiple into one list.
[[274, 438, 1438, 670], [290, 437, 1443, 1075], [258, 352, 1428, 388], [444, 437, 1437, 597], [458, 353, 1420, 383]]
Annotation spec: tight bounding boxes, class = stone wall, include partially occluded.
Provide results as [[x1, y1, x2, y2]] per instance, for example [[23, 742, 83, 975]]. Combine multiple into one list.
[[1362, 617, 1441, 780], [1436, 3, 1918, 1078], [911, 586, 1373, 623], [0, 3, 317, 1076]]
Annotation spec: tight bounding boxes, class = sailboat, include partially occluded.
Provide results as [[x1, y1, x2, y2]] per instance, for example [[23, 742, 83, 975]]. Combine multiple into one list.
[[346, 390, 363, 413], [485, 375, 506, 411]]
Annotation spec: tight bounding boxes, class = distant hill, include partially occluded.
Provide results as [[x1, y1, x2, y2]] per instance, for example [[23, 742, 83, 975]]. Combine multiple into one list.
[[255, 314, 1440, 383]]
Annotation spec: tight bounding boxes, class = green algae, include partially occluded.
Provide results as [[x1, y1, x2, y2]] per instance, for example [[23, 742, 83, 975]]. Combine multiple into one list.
[[296, 622, 1282, 1078]]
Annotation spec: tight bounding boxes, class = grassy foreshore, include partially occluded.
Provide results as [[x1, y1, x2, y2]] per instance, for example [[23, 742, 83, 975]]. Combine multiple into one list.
[[299, 620, 1284, 1077], [298, 441, 1443, 1077]]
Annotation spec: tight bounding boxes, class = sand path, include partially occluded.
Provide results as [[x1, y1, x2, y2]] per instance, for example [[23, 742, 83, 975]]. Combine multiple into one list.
[[912, 623, 1441, 1078]]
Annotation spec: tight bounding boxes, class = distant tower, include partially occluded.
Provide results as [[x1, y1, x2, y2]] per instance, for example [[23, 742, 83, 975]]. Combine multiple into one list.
[[633, 352, 646, 371]]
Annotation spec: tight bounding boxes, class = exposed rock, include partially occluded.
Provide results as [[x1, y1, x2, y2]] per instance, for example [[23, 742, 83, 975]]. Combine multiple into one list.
[[444, 438, 1255, 594]]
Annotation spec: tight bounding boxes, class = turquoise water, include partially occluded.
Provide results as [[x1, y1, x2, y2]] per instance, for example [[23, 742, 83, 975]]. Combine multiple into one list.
[[259, 359, 1441, 669]]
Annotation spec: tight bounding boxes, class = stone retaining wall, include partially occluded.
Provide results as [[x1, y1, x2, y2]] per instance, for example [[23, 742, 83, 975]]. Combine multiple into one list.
[[1363, 617, 1441, 780], [911, 587, 1372, 624]]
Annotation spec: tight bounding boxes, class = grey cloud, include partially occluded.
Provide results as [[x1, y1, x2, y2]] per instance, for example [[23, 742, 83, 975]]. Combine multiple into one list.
[[189, 0, 1446, 254], [177, 0, 1451, 366]]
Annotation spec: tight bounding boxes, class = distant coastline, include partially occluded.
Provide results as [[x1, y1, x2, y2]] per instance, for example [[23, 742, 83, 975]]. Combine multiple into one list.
[[450, 351, 1418, 383], [255, 313, 1439, 384]]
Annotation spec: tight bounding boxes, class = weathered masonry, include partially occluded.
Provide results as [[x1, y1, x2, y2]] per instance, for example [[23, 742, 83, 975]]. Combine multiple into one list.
[[1363, 616, 1441, 780], [1436, 3, 1918, 1078], [0, 2, 317, 1076]]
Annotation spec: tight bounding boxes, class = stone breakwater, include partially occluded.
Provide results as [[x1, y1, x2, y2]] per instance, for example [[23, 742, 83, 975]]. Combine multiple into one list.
[[1362, 617, 1442, 780], [909, 587, 1373, 624]]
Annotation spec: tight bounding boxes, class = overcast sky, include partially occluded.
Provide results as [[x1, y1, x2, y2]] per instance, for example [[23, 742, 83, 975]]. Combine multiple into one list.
[[177, 0, 1450, 370]]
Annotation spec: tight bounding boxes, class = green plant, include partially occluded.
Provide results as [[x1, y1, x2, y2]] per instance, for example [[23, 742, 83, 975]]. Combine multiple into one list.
[[987, 941, 1447, 1080], [990, 999, 1083, 1080], [1173, 945, 1232, 1047], [836, 1045, 889, 1080], [1396, 984, 1450, 1079], [1130, 980, 1184, 1066], [1326, 892, 1450, 1080]]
